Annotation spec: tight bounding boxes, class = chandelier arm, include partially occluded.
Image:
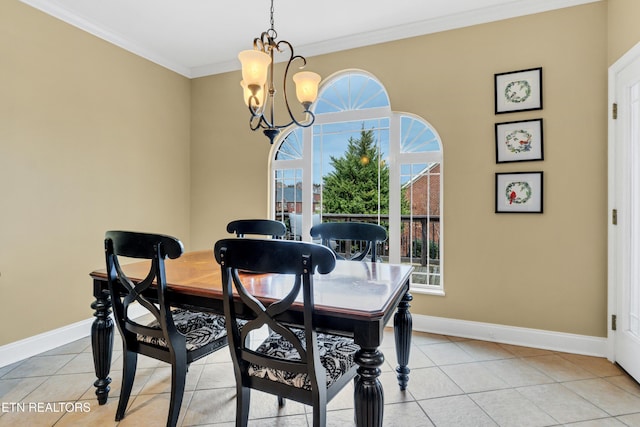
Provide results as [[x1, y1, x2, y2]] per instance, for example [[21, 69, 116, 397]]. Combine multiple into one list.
[[251, 112, 277, 132], [254, 32, 270, 52], [263, 111, 316, 131], [278, 41, 314, 129], [273, 111, 316, 130], [293, 110, 316, 128], [249, 114, 262, 132], [247, 94, 262, 118]]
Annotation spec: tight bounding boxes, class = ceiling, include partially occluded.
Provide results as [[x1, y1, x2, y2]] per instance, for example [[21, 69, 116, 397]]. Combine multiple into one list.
[[21, 0, 599, 78]]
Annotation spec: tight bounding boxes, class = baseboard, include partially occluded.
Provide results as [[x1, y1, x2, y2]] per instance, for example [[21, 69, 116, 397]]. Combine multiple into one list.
[[1, 310, 607, 369], [0, 304, 148, 368], [405, 314, 607, 357]]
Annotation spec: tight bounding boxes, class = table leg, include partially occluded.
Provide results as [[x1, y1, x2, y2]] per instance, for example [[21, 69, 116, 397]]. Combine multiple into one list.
[[353, 347, 384, 427], [91, 289, 114, 405], [393, 291, 413, 390]]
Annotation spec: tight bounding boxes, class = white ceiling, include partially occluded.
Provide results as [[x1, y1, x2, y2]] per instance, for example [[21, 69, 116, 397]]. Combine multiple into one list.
[[21, 0, 599, 78]]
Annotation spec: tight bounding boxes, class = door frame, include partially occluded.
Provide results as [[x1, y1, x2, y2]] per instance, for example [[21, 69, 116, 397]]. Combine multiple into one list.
[[607, 40, 640, 362]]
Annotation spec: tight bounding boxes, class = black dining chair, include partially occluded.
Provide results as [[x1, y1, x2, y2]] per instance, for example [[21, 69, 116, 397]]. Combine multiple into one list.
[[226, 219, 287, 238], [214, 238, 359, 427], [310, 221, 387, 262], [105, 231, 228, 427], [227, 219, 290, 406]]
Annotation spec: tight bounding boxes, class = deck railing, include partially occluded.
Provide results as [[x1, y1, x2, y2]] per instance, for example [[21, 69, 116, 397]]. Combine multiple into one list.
[[276, 212, 441, 286], [276, 212, 440, 265]]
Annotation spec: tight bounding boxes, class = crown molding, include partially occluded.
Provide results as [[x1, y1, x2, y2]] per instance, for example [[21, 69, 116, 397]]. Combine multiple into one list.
[[191, 0, 601, 78], [21, 0, 601, 79], [20, 0, 192, 77]]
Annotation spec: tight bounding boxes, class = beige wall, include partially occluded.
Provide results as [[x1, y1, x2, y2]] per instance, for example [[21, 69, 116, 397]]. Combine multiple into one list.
[[3, 0, 634, 347], [190, 72, 273, 250], [0, 2, 192, 345], [191, 2, 609, 337], [608, 0, 640, 65]]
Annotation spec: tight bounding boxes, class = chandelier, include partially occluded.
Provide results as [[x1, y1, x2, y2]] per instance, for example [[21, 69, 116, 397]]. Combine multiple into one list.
[[238, 0, 321, 144]]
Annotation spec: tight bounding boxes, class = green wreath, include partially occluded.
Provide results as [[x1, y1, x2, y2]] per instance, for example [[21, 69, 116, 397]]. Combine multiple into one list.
[[505, 130, 532, 153], [504, 80, 531, 103], [505, 182, 532, 204]]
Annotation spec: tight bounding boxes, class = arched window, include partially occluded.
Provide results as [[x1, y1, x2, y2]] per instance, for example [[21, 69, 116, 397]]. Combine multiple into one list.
[[270, 70, 443, 293]]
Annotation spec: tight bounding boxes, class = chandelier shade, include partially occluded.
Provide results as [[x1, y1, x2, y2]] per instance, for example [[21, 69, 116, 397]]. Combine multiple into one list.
[[238, 50, 271, 88], [293, 71, 321, 107], [238, 0, 320, 144]]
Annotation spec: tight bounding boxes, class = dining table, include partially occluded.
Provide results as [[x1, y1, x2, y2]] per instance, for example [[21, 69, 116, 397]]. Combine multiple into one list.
[[89, 250, 414, 427]]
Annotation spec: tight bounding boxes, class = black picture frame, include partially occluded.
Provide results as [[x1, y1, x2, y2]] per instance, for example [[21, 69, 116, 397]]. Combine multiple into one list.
[[495, 67, 543, 114], [495, 118, 544, 163], [495, 171, 543, 213]]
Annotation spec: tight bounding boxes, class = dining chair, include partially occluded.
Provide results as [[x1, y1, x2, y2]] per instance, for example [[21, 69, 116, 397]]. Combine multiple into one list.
[[213, 238, 359, 427], [226, 219, 289, 406], [105, 231, 228, 427], [310, 221, 387, 261], [226, 219, 286, 238]]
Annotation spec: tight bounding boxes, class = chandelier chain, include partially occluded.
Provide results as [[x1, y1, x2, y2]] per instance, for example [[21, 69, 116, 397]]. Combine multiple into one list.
[[269, 0, 276, 38]]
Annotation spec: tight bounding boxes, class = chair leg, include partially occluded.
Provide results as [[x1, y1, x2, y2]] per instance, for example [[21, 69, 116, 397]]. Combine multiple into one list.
[[311, 388, 327, 427], [115, 349, 138, 421], [167, 354, 188, 427], [312, 401, 327, 427], [277, 396, 285, 407], [236, 385, 250, 427]]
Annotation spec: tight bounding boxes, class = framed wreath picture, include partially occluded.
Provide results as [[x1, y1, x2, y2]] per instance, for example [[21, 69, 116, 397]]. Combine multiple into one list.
[[495, 118, 543, 163], [494, 67, 542, 114], [495, 171, 543, 213]]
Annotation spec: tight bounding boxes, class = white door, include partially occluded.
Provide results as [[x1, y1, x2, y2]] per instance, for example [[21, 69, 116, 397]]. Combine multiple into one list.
[[610, 42, 640, 381]]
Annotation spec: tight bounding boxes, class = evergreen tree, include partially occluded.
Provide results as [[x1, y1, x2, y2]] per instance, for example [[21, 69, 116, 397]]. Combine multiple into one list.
[[322, 126, 391, 214]]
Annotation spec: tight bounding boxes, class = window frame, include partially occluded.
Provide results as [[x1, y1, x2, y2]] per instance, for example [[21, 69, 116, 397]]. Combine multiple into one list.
[[268, 70, 444, 295]]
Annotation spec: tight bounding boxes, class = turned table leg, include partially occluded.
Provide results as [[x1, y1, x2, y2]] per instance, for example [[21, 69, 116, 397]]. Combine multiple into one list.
[[353, 347, 384, 427], [91, 287, 114, 405], [394, 291, 413, 390]]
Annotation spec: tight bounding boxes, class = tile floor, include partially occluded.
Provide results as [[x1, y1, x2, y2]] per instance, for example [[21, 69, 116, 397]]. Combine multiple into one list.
[[1, 328, 640, 426]]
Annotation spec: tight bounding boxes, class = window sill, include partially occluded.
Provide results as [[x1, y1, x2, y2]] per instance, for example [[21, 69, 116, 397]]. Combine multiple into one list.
[[409, 286, 445, 297]]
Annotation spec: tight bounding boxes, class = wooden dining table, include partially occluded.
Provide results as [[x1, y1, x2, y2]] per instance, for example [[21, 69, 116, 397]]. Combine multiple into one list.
[[89, 250, 414, 427]]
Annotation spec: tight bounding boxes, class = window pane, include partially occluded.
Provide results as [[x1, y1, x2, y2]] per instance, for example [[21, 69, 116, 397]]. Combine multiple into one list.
[[400, 163, 441, 287], [314, 120, 389, 217], [273, 168, 303, 240], [276, 128, 303, 160], [401, 116, 441, 153], [314, 72, 390, 114]]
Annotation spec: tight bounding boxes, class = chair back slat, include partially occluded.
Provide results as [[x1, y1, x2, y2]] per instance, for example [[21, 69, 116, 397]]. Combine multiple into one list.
[[215, 239, 335, 274], [227, 219, 287, 239], [310, 222, 387, 261], [106, 230, 183, 259]]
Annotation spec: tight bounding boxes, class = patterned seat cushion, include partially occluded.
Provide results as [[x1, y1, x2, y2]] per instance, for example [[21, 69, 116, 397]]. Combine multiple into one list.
[[138, 308, 227, 351], [248, 329, 359, 390]]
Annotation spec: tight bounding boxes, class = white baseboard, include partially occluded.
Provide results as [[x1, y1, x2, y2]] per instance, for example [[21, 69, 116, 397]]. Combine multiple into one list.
[[1, 310, 607, 369], [0, 304, 148, 369], [406, 314, 607, 357]]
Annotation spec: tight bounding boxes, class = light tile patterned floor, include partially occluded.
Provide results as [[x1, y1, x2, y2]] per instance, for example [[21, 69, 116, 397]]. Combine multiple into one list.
[[1, 328, 640, 426]]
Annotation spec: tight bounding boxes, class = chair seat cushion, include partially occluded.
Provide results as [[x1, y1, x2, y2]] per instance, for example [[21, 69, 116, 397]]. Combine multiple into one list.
[[248, 329, 358, 390], [138, 308, 227, 351]]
